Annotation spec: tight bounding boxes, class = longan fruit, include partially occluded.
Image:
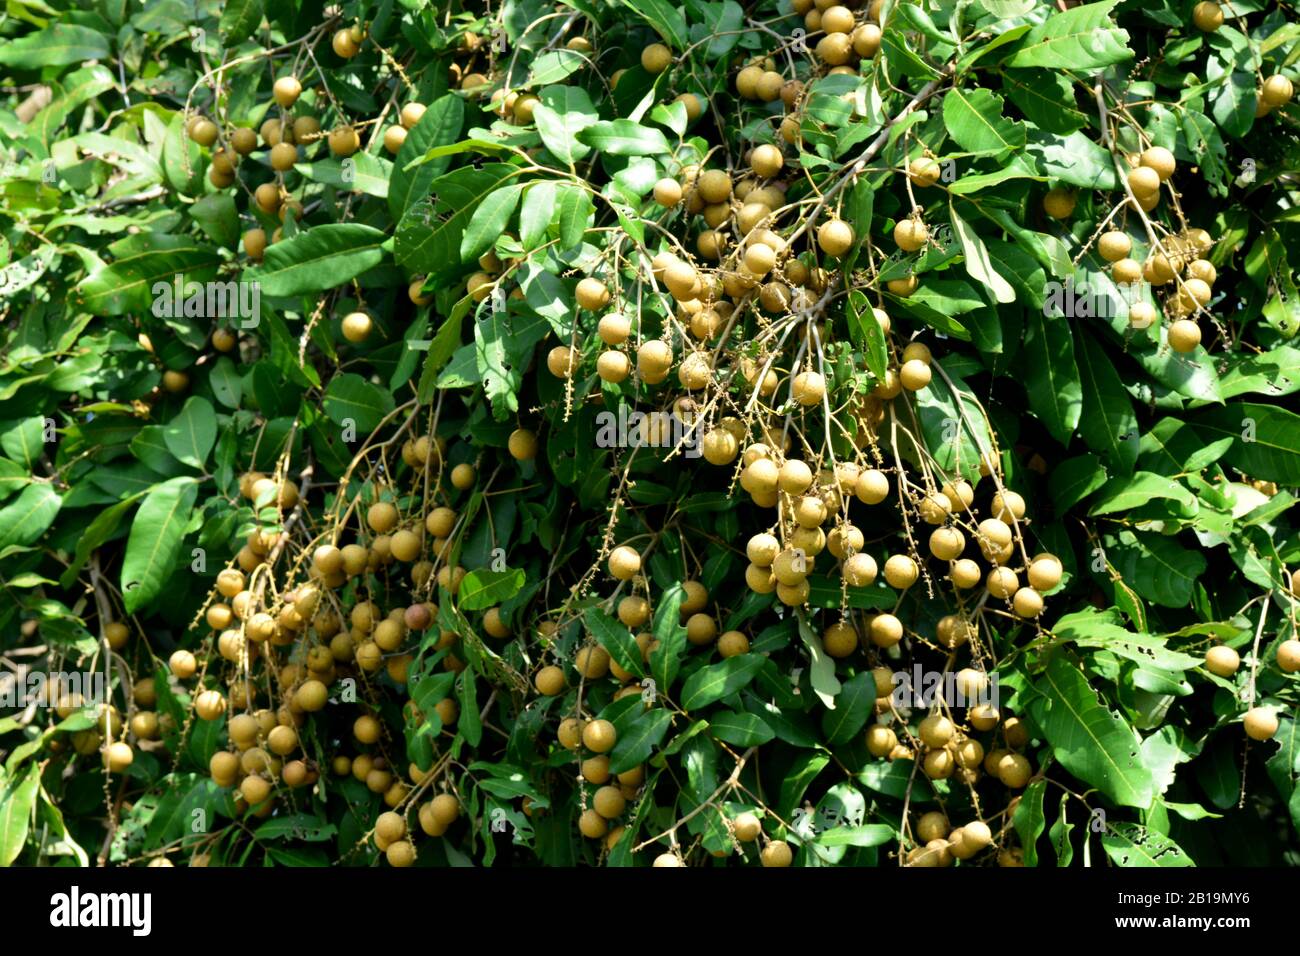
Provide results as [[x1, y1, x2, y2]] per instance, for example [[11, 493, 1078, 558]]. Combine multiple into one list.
[[270, 141, 298, 171], [105, 741, 135, 773], [341, 311, 372, 343], [1244, 707, 1278, 741], [1168, 319, 1201, 353], [383, 125, 407, 154], [608, 545, 641, 580], [733, 812, 762, 842], [1205, 645, 1240, 677], [1277, 639, 1300, 673], [273, 76, 302, 108], [996, 752, 1032, 788], [507, 428, 538, 460], [761, 840, 793, 867], [641, 43, 672, 74], [1192, 1, 1222, 31], [1261, 74, 1294, 108], [169, 649, 197, 679], [582, 719, 617, 753], [1042, 187, 1076, 220], [817, 218, 854, 257], [242, 228, 267, 261], [329, 126, 360, 156]]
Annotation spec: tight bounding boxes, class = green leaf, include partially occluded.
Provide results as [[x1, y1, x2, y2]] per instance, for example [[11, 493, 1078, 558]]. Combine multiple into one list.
[[1028, 655, 1155, 809], [910, 358, 995, 483], [0, 417, 45, 468], [608, 708, 673, 775], [0, 483, 61, 552], [389, 94, 465, 219], [296, 154, 392, 197], [1101, 823, 1195, 866], [322, 373, 396, 434], [534, 87, 599, 165], [681, 656, 766, 711], [1076, 332, 1138, 473], [1049, 454, 1108, 512], [1022, 313, 1082, 444], [950, 206, 1015, 303], [1002, 69, 1087, 134], [0, 764, 39, 866], [1108, 530, 1207, 609], [709, 710, 775, 747], [1048, 791, 1075, 865], [584, 606, 645, 680], [458, 568, 525, 612], [395, 165, 518, 278], [1190, 403, 1300, 485], [1054, 609, 1201, 672], [820, 671, 875, 745], [219, 0, 263, 44], [941, 87, 1026, 160], [1089, 472, 1197, 516], [650, 584, 688, 692], [461, 183, 525, 263], [1007, 0, 1132, 71], [618, 0, 688, 47], [74, 248, 221, 316], [246, 224, 386, 297], [1012, 779, 1047, 866], [121, 477, 197, 613], [519, 182, 558, 249], [0, 24, 110, 68], [162, 396, 216, 469], [577, 121, 671, 157]]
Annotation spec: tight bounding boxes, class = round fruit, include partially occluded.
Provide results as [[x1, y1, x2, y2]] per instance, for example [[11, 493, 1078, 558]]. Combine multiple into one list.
[[273, 76, 302, 108], [1244, 707, 1278, 741], [750, 144, 784, 178], [894, 219, 928, 252], [1098, 231, 1132, 262], [1277, 640, 1300, 673], [535, 665, 565, 696], [899, 359, 930, 391], [1192, 1, 1222, 31], [1168, 319, 1201, 353], [608, 545, 641, 580], [508, 428, 538, 460], [383, 125, 407, 154], [576, 277, 610, 310], [817, 219, 854, 257], [641, 44, 672, 74], [733, 812, 762, 841], [341, 312, 372, 343], [1261, 74, 1294, 108], [270, 142, 297, 171], [583, 719, 617, 753], [1042, 187, 1076, 220], [1205, 645, 1240, 677], [653, 178, 682, 207], [1140, 146, 1176, 181], [761, 841, 793, 867]]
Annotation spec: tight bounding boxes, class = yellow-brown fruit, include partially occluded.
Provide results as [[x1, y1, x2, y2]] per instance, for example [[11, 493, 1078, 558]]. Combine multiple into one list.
[[1042, 187, 1076, 220], [270, 142, 298, 171], [1205, 645, 1240, 678], [583, 719, 617, 753], [329, 126, 361, 156], [641, 43, 672, 74], [1261, 74, 1294, 108], [1192, 1, 1222, 31], [817, 219, 854, 257], [383, 125, 407, 154], [508, 428, 538, 460], [273, 76, 302, 108]]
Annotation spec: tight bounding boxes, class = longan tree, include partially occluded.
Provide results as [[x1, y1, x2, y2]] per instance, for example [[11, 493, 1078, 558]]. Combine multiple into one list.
[[1, 0, 1299, 868]]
